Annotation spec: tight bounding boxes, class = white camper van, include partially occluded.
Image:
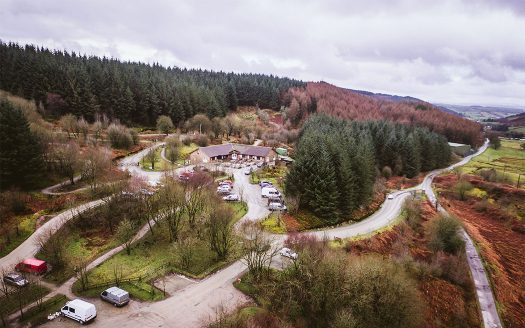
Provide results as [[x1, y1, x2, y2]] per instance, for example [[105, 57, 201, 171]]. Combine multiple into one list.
[[100, 286, 130, 307], [61, 299, 97, 324], [261, 187, 281, 198]]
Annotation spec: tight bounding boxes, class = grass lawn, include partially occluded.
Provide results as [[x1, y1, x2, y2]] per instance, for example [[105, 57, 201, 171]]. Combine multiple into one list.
[[38, 230, 122, 284], [16, 294, 68, 327], [0, 214, 39, 258], [261, 213, 287, 234], [37, 199, 145, 284], [73, 280, 164, 302], [460, 139, 525, 186], [509, 126, 525, 134], [75, 201, 247, 302], [141, 143, 199, 171], [0, 284, 50, 316]]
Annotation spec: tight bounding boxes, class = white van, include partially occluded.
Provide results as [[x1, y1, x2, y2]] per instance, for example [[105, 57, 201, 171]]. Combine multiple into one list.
[[61, 299, 97, 324], [100, 286, 130, 307], [261, 187, 281, 198]]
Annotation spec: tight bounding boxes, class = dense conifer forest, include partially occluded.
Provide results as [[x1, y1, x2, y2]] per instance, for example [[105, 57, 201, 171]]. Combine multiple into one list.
[[284, 82, 483, 147], [0, 42, 304, 126], [285, 115, 451, 223]]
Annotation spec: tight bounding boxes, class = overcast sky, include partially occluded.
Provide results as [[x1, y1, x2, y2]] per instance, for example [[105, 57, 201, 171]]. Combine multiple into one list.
[[1, 0, 525, 107]]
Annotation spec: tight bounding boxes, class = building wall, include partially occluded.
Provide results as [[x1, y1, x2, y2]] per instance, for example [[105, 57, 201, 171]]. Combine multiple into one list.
[[189, 149, 210, 164], [189, 147, 278, 164]]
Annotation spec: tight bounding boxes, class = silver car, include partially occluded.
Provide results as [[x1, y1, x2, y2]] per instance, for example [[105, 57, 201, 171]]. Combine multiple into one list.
[[3, 272, 28, 287]]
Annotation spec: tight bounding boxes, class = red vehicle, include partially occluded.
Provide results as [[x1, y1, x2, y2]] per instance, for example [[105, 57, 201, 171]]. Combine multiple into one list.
[[16, 258, 48, 274]]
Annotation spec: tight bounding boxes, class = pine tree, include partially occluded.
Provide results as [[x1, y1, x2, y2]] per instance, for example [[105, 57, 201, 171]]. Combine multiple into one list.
[[0, 100, 44, 190]]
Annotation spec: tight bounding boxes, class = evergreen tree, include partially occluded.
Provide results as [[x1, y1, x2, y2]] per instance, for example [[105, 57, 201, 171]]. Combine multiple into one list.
[[0, 100, 43, 190]]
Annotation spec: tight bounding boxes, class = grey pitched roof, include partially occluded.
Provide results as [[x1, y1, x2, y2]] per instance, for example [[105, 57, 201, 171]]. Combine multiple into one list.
[[199, 143, 272, 158]]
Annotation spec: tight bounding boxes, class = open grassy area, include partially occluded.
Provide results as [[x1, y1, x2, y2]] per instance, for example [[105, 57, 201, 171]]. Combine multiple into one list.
[[260, 213, 287, 234], [141, 143, 198, 171], [15, 294, 68, 327], [75, 201, 247, 301], [0, 214, 39, 258], [509, 126, 525, 134], [0, 284, 50, 316], [37, 197, 145, 284], [459, 139, 525, 187]]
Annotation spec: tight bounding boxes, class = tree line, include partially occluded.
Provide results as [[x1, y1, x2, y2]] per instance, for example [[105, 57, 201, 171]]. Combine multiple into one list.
[[285, 115, 451, 224], [284, 82, 483, 147], [0, 41, 304, 126]]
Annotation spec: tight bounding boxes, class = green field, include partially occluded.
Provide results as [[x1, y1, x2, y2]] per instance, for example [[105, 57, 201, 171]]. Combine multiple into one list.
[[0, 285, 50, 317], [460, 139, 525, 186], [509, 126, 525, 134], [141, 143, 198, 171], [0, 214, 39, 258], [74, 201, 247, 301]]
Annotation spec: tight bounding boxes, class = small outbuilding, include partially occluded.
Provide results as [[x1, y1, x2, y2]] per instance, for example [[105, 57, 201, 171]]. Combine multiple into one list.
[[16, 258, 48, 274]]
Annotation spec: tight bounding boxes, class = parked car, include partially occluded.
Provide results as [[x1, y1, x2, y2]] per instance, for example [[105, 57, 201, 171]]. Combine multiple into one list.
[[223, 194, 240, 201], [257, 162, 264, 168], [259, 180, 272, 187], [100, 286, 130, 307], [61, 299, 97, 324], [219, 180, 233, 187], [261, 187, 281, 198], [217, 185, 232, 193], [269, 202, 287, 211], [3, 272, 28, 287], [15, 258, 47, 275], [244, 168, 252, 175], [279, 247, 298, 260], [387, 195, 394, 200]]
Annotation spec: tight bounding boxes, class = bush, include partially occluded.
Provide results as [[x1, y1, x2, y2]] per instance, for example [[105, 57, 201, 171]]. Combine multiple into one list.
[[107, 123, 134, 149], [195, 134, 210, 147], [428, 215, 465, 254], [455, 180, 473, 201], [268, 248, 423, 328], [382, 166, 393, 179], [403, 198, 422, 230]]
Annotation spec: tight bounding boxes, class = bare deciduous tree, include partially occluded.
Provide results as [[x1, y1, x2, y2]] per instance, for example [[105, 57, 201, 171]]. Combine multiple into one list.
[[158, 182, 185, 242], [73, 258, 90, 291], [116, 218, 135, 255], [240, 221, 279, 281], [81, 146, 111, 190], [207, 205, 234, 259], [143, 148, 158, 170], [52, 141, 80, 185]]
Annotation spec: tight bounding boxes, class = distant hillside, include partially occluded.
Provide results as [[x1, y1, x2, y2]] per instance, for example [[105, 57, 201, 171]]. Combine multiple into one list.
[[284, 82, 483, 146], [437, 104, 525, 121], [497, 112, 525, 126]]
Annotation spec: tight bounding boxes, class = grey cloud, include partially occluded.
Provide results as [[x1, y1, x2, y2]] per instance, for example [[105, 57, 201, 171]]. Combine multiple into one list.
[[0, 0, 524, 105]]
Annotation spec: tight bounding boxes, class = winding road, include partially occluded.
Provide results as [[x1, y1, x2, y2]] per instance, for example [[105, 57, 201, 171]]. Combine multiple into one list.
[[1, 139, 500, 328]]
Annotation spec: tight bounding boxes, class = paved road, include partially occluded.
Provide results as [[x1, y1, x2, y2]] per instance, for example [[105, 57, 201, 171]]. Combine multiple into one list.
[[41, 176, 83, 195], [422, 140, 501, 328], [0, 199, 105, 270], [35, 139, 501, 328]]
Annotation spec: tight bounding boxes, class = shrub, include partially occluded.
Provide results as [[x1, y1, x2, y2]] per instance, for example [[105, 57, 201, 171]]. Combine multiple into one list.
[[403, 198, 422, 230], [195, 134, 209, 147], [428, 214, 465, 254], [107, 123, 134, 149], [382, 166, 393, 179], [455, 180, 473, 201]]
